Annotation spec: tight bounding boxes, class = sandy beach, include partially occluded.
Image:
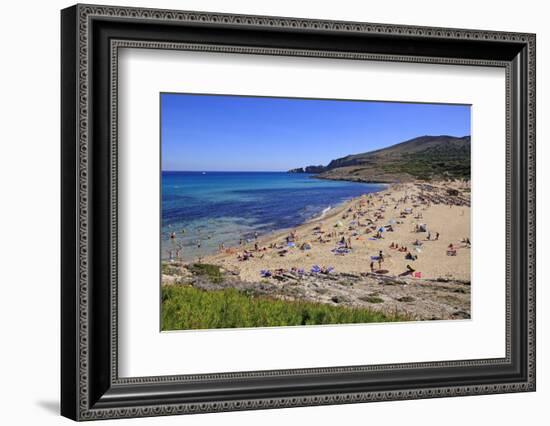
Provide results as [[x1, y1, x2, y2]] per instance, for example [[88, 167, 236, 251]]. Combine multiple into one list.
[[159, 98, 473, 325], [198, 181, 471, 283]]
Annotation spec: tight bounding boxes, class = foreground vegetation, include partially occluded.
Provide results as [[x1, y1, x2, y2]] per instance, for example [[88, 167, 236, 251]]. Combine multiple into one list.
[[161, 285, 407, 330]]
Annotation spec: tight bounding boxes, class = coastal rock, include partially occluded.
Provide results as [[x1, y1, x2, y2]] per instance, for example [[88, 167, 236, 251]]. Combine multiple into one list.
[[293, 135, 471, 182], [288, 167, 305, 173], [304, 165, 327, 173], [287, 165, 327, 174], [164, 265, 471, 321]]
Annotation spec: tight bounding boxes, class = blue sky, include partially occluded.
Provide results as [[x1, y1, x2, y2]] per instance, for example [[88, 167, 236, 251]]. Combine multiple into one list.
[[161, 93, 470, 172]]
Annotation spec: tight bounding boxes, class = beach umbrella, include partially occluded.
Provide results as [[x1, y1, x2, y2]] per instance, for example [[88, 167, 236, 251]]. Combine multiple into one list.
[[335, 221, 344, 228]]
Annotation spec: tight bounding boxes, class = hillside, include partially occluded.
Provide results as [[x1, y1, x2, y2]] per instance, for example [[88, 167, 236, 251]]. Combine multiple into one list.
[[289, 135, 471, 182]]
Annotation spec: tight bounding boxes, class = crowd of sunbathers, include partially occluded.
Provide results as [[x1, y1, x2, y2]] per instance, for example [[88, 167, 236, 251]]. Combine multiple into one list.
[[167, 185, 471, 282], [260, 265, 334, 278], [389, 242, 409, 252]]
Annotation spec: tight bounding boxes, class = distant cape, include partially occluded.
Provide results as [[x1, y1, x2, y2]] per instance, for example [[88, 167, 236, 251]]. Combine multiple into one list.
[[288, 135, 471, 183]]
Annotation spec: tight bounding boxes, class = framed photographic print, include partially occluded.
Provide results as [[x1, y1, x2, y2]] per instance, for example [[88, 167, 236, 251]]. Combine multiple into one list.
[[61, 4, 536, 421]]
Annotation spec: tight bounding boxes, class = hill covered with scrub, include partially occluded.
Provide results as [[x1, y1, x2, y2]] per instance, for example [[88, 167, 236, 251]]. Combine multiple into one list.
[[289, 135, 471, 182]]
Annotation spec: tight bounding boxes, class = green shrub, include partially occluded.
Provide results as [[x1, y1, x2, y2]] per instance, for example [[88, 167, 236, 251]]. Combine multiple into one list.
[[161, 263, 180, 275], [161, 286, 407, 330], [187, 263, 224, 283]]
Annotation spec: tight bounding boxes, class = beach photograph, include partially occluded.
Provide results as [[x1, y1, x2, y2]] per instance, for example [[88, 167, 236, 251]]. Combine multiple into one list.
[[160, 93, 471, 330]]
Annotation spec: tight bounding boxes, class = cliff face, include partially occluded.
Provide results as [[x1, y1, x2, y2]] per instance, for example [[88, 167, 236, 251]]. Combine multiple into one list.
[[304, 165, 327, 173], [288, 167, 305, 173], [288, 165, 327, 174], [289, 135, 471, 182]]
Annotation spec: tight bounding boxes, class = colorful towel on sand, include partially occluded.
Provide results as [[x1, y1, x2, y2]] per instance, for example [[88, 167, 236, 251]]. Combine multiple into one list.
[[332, 247, 351, 255], [311, 265, 334, 274]]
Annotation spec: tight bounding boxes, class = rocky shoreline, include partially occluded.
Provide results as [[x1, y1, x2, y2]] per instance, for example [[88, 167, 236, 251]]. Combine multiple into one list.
[[163, 263, 470, 321]]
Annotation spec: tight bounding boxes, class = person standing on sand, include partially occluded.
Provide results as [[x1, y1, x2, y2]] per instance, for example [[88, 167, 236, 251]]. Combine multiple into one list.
[[254, 231, 259, 240], [378, 250, 384, 270], [370, 261, 374, 273], [436, 232, 440, 240]]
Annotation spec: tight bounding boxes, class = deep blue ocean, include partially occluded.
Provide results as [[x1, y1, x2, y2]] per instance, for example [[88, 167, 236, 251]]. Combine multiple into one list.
[[161, 171, 386, 260]]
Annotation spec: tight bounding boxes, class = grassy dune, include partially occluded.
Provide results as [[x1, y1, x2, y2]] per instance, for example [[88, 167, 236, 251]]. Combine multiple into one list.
[[161, 285, 407, 330]]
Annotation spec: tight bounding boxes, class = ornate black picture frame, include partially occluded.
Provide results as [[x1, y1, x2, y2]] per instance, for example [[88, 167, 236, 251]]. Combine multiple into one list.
[[61, 4, 536, 421]]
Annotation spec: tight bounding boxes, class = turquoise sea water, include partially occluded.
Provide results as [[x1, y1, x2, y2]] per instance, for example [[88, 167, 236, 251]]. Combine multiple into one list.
[[162, 171, 386, 261]]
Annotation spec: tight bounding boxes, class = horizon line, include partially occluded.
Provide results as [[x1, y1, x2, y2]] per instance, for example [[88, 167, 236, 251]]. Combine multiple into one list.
[[162, 134, 471, 173], [162, 170, 290, 173]]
